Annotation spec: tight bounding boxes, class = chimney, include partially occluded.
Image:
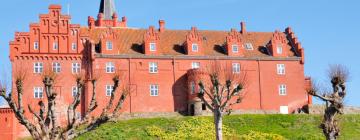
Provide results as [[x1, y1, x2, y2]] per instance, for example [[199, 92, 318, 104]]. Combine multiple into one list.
[[159, 20, 165, 32], [240, 22, 246, 34]]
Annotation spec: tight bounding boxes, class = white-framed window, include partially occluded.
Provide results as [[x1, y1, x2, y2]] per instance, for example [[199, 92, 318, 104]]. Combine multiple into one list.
[[34, 62, 43, 73], [52, 62, 61, 73], [34, 87, 43, 98], [232, 45, 239, 53], [190, 82, 196, 94], [149, 62, 158, 73], [191, 62, 200, 69], [232, 63, 241, 73], [106, 85, 114, 96], [72, 63, 81, 74], [244, 43, 253, 50], [150, 84, 159, 96], [279, 84, 287, 95], [277, 64, 285, 75], [277, 44, 283, 54], [150, 43, 156, 51], [106, 62, 115, 73], [192, 43, 199, 52], [34, 42, 39, 50], [71, 43, 77, 50], [53, 42, 58, 50], [106, 41, 113, 50], [72, 86, 78, 97]]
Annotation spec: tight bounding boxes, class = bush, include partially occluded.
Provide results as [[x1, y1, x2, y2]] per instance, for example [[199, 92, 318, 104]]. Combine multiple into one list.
[[238, 131, 285, 140], [145, 117, 234, 140]]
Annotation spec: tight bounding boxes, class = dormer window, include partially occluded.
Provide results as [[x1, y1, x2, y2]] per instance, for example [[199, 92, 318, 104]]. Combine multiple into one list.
[[150, 43, 156, 51], [232, 45, 239, 53], [277, 43, 283, 54], [34, 42, 39, 50], [191, 62, 200, 69], [106, 41, 113, 50], [53, 42, 58, 50], [244, 43, 253, 50], [192, 44, 199, 52]]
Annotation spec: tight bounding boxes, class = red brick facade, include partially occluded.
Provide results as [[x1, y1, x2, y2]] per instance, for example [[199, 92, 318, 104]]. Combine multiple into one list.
[[1, 2, 311, 139]]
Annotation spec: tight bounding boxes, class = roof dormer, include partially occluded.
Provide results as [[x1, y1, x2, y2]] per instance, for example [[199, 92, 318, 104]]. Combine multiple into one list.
[[185, 27, 203, 55], [226, 28, 244, 56], [144, 26, 160, 55], [99, 28, 118, 54], [268, 30, 288, 57]]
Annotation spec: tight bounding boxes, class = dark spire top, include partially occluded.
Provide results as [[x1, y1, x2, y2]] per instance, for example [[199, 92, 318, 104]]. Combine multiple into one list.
[[99, 0, 116, 20]]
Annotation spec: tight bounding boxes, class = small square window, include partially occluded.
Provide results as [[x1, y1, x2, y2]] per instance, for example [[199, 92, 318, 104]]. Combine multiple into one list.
[[192, 44, 199, 52], [191, 62, 200, 69], [34, 42, 39, 50], [72, 63, 81, 74], [106, 62, 115, 73], [150, 84, 159, 96], [34, 62, 43, 73], [232, 63, 241, 73], [149, 62, 158, 73], [106, 85, 114, 96], [52, 62, 61, 73], [34, 87, 43, 98], [244, 43, 253, 50], [232, 45, 239, 53], [279, 84, 287, 95], [277, 64, 285, 75], [72, 86, 78, 97], [72, 43, 77, 50], [190, 82, 196, 94], [150, 43, 156, 51], [277, 44, 283, 54], [106, 41, 113, 50]]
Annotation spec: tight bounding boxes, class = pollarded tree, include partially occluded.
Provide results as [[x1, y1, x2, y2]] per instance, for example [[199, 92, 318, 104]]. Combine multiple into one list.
[[0, 69, 129, 140], [196, 62, 247, 140], [307, 64, 349, 140]]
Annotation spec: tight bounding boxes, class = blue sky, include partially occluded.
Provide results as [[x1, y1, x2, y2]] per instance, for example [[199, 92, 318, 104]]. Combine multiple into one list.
[[0, 0, 359, 106]]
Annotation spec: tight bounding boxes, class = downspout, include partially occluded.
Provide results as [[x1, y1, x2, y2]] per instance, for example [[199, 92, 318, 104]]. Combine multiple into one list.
[[172, 57, 176, 111], [257, 59, 263, 110], [128, 57, 132, 113]]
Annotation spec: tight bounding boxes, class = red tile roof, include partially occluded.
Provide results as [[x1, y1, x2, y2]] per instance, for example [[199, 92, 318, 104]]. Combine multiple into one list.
[[81, 27, 297, 57]]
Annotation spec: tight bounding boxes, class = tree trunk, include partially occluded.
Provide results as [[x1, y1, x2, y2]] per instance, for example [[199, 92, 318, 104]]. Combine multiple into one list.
[[214, 110, 223, 140]]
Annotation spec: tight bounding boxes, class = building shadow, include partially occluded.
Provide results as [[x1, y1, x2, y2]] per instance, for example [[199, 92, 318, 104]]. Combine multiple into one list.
[[172, 74, 189, 116]]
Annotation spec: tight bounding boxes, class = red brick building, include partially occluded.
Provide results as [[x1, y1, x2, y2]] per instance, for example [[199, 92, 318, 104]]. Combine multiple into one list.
[[0, 0, 311, 139]]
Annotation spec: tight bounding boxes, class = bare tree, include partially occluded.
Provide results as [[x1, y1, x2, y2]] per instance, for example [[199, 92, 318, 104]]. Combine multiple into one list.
[[307, 64, 349, 140], [0, 69, 129, 140], [196, 62, 247, 140]]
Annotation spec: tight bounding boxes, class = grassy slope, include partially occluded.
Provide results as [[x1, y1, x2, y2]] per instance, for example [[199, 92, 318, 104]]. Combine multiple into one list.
[[76, 114, 360, 140]]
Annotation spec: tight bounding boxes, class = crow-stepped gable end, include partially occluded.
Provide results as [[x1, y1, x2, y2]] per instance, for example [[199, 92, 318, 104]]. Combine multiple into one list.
[[1, 2, 311, 140]]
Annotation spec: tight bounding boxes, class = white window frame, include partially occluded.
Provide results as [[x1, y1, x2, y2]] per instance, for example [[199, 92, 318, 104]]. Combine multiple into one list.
[[232, 45, 239, 53], [244, 43, 254, 50], [72, 63, 81, 74], [279, 84, 287, 95], [106, 41, 113, 50], [150, 43, 156, 51], [34, 62, 43, 74], [106, 85, 114, 96], [149, 62, 158, 73], [232, 63, 241, 74], [52, 62, 61, 73], [277, 64, 285, 75], [190, 82, 196, 94], [72, 86, 78, 97], [34, 87, 43, 98], [277, 44, 283, 54], [192, 43, 199, 52], [106, 62, 115, 73], [71, 43, 77, 50], [53, 42, 58, 50], [34, 42, 39, 50], [150, 84, 159, 96], [191, 62, 200, 69]]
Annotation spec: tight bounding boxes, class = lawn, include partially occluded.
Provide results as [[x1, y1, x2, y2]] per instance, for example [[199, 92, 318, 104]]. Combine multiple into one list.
[[76, 114, 360, 140]]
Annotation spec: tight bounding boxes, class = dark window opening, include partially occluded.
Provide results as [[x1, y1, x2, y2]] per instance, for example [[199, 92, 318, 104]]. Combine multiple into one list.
[[95, 43, 101, 53], [202, 103, 206, 110], [190, 104, 195, 116]]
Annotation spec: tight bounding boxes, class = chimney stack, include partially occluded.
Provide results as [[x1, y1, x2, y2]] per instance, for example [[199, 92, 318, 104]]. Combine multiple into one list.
[[159, 20, 165, 32], [240, 22, 246, 34]]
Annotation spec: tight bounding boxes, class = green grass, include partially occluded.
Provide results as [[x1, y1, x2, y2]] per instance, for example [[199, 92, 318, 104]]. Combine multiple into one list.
[[76, 114, 360, 140]]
